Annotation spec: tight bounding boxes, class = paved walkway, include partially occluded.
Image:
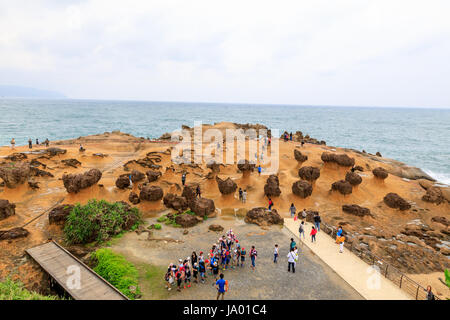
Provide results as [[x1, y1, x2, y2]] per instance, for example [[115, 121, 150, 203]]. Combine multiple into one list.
[[284, 218, 411, 300]]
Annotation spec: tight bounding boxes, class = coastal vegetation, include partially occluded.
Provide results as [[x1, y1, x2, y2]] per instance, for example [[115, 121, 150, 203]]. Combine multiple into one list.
[[0, 278, 59, 300]]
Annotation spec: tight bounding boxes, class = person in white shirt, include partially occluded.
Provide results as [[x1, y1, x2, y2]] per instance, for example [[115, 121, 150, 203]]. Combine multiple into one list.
[[273, 244, 279, 263], [287, 248, 296, 273]]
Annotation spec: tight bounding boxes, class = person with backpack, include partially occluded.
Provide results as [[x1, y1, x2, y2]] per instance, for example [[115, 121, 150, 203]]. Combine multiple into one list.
[[289, 203, 296, 218], [250, 246, 257, 270], [215, 273, 228, 300], [287, 248, 296, 273], [199, 259, 206, 283], [290, 238, 296, 251], [314, 213, 321, 231], [310, 226, 317, 242], [336, 226, 343, 243], [240, 247, 246, 267], [196, 185, 201, 198], [268, 198, 274, 211], [299, 221, 305, 240]]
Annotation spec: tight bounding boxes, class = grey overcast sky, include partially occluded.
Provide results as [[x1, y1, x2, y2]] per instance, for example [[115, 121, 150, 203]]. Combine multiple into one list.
[[1, 0, 449, 107]]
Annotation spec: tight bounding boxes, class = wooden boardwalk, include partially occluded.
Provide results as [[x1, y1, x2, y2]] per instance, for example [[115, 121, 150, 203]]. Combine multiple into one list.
[[26, 241, 128, 300]]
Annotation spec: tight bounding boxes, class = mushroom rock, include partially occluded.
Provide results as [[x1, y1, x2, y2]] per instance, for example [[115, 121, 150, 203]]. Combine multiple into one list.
[[182, 185, 197, 206], [298, 166, 320, 182], [140, 185, 164, 201], [206, 160, 221, 173], [146, 170, 162, 182], [163, 193, 188, 212], [383, 193, 411, 210], [130, 170, 145, 183], [331, 180, 353, 195], [129, 191, 140, 205], [216, 176, 237, 195], [372, 167, 388, 179], [292, 180, 313, 198], [244, 207, 284, 226], [342, 204, 372, 217], [190, 197, 215, 216], [0, 162, 31, 188], [175, 214, 199, 228], [0, 199, 16, 221], [422, 187, 445, 205], [264, 175, 281, 197], [345, 171, 362, 186], [321, 152, 355, 167], [294, 149, 308, 163], [45, 148, 67, 157], [61, 159, 81, 168], [237, 160, 255, 173], [62, 169, 102, 193], [48, 204, 74, 225], [115, 174, 130, 189]]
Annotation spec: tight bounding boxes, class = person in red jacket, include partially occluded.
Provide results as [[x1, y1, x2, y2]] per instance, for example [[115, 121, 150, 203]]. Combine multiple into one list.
[[310, 226, 317, 243]]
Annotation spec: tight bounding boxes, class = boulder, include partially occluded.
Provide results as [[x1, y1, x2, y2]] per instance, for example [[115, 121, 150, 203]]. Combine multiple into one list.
[[237, 160, 255, 173], [209, 224, 224, 232], [28, 181, 39, 189], [146, 170, 161, 182], [376, 152, 382, 157], [182, 185, 197, 206], [244, 207, 284, 226], [62, 169, 102, 193], [321, 152, 355, 167], [342, 204, 372, 217], [298, 166, 320, 182], [0, 162, 31, 188], [354, 165, 364, 172], [206, 160, 221, 173], [61, 159, 81, 168], [0, 199, 15, 220], [383, 193, 411, 210], [216, 176, 237, 195], [345, 171, 362, 186], [422, 187, 445, 205], [115, 174, 130, 189], [140, 185, 163, 201], [431, 216, 449, 227], [373, 167, 388, 179], [0, 227, 29, 241], [294, 150, 308, 162], [190, 197, 215, 216], [175, 214, 199, 228], [264, 175, 281, 197], [292, 180, 313, 198], [5, 153, 27, 161], [48, 204, 74, 225], [163, 193, 188, 212], [130, 170, 145, 183], [45, 148, 67, 157], [418, 179, 433, 190], [129, 192, 140, 205], [30, 167, 53, 178], [331, 180, 353, 195]]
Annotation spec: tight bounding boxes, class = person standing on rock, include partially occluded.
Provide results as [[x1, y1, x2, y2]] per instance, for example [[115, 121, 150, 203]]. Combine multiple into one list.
[[301, 140, 304, 147], [196, 185, 201, 198], [239, 188, 243, 201], [290, 132, 293, 141], [273, 244, 279, 263], [314, 213, 321, 232], [290, 203, 296, 218], [299, 221, 305, 240], [287, 248, 296, 273], [268, 198, 274, 211], [44, 138, 49, 147], [10, 138, 15, 149], [250, 246, 257, 270], [242, 189, 247, 203], [28, 138, 32, 149], [310, 226, 317, 243], [181, 172, 186, 186], [36, 138, 39, 145], [258, 165, 262, 176]]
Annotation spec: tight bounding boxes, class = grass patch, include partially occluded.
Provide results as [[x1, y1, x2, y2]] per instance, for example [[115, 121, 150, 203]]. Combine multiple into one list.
[[0, 278, 59, 300], [135, 263, 170, 300], [153, 224, 162, 230], [91, 248, 141, 299], [158, 210, 196, 228], [64, 199, 141, 244]]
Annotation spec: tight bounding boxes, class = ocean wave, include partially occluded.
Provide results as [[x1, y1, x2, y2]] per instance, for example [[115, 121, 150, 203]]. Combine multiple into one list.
[[424, 169, 450, 186]]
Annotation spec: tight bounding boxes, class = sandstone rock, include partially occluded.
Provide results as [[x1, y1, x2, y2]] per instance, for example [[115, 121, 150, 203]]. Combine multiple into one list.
[[294, 149, 308, 162], [331, 180, 352, 195], [45, 147, 67, 157], [0, 162, 31, 188], [190, 197, 215, 216], [298, 166, 320, 182], [321, 152, 355, 167], [342, 204, 372, 217], [0, 227, 29, 241], [130, 170, 145, 182], [175, 214, 198, 228], [129, 192, 140, 205], [376, 152, 382, 157], [292, 180, 313, 198], [30, 167, 53, 178], [216, 176, 237, 195], [354, 165, 364, 172], [140, 185, 163, 201], [209, 224, 224, 232], [264, 175, 281, 197], [206, 160, 221, 173], [61, 159, 81, 168], [62, 169, 102, 193], [146, 170, 162, 182], [48, 204, 74, 225], [163, 193, 188, 212], [244, 207, 284, 226], [373, 167, 388, 179], [237, 160, 255, 173], [383, 193, 411, 210], [345, 171, 362, 186], [5, 153, 27, 161], [0, 199, 15, 220], [422, 187, 445, 205], [28, 181, 39, 189], [115, 174, 130, 189], [418, 179, 433, 190], [431, 216, 449, 227]]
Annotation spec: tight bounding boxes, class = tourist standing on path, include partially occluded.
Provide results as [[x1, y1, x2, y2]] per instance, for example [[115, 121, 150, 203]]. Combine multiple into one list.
[[337, 234, 345, 253], [289, 132, 293, 141], [426, 286, 435, 300], [290, 238, 296, 251], [181, 172, 186, 186], [35, 138, 39, 145], [310, 226, 317, 242], [314, 213, 321, 231], [258, 165, 262, 176], [336, 226, 343, 243], [268, 198, 274, 211], [289, 203, 296, 218], [191, 251, 198, 265], [273, 244, 279, 263], [240, 247, 246, 267], [242, 189, 247, 203], [199, 259, 206, 283], [299, 221, 305, 240], [28, 138, 32, 149], [10, 138, 15, 149], [239, 188, 243, 201], [287, 248, 296, 273], [196, 185, 201, 198], [215, 273, 227, 300], [250, 246, 257, 270]]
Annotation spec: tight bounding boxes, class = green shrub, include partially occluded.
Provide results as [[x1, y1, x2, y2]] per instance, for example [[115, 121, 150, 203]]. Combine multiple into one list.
[[64, 199, 141, 244], [156, 216, 167, 223], [0, 278, 59, 300], [92, 249, 141, 299], [185, 210, 195, 215], [445, 269, 450, 288], [153, 224, 162, 230]]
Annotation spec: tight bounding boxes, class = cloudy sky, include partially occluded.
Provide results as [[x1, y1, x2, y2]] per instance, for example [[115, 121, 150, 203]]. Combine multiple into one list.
[[1, 0, 449, 107]]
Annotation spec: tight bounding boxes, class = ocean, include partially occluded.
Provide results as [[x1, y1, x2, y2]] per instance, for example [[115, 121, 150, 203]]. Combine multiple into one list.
[[1, 99, 449, 184]]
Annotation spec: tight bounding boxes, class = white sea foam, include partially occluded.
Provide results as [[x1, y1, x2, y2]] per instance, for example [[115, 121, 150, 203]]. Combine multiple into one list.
[[424, 169, 450, 186]]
